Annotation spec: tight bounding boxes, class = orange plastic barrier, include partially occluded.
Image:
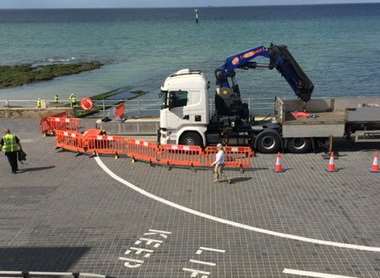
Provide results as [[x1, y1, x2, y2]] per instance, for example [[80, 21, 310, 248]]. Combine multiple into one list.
[[55, 130, 84, 153], [158, 144, 203, 167], [85, 134, 129, 156], [54, 127, 253, 170], [40, 118, 52, 135], [203, 146, 253, 169], [40, 112, 68, 130], [41, 116, 80, 135], [127, 139, 159, 164]]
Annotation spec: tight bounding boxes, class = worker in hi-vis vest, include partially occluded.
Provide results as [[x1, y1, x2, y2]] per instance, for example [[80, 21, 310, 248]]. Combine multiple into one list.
[[36, 98, 42, 109], [69, 93, 77, 107], [0, 129, 22, 174]]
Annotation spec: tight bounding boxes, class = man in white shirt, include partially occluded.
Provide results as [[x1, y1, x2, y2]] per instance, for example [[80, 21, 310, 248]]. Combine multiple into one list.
[[211, 143, 228, 183]]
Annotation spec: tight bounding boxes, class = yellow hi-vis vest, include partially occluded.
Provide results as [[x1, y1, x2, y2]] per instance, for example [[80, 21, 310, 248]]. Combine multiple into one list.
[[2, 134, 19, 153], [70, 94, 77, 103]]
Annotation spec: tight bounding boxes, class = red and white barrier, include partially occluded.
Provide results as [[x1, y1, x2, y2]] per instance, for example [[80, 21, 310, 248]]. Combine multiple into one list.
[[54, 128, 253, 170]]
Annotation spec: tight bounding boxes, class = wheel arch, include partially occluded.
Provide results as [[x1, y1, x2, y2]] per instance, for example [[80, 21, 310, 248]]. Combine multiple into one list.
[[176, 126, 207, 146]]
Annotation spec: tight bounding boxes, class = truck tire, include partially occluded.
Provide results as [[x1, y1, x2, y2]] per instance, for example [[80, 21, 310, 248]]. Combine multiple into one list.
[[255, 129, 282, 153], [286, 138, 312, 153], [179, 132, 203, 147]]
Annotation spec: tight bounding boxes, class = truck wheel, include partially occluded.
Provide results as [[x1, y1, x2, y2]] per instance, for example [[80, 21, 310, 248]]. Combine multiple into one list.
[[287, 138, 312, 153], [179, 132, 203, 147], [255, 129, 282, 153]]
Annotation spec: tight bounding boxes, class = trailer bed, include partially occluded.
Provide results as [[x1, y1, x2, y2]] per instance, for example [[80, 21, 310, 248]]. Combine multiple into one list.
[[284, 111, 346, 125]]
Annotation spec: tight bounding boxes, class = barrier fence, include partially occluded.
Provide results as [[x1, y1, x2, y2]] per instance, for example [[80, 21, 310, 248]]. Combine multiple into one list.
[[40, 112, 79, 135], [42, 115, 253, 170], [127, 139, 160, 164], [56, 130, 85, 153], [54, 128, 253, 170]]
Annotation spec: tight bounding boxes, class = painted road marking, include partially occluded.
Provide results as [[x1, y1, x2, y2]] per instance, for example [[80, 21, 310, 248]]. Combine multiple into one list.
[[197, 247, 226, 254], [126, 247, 154, 258], [184, 246, 225, 277], [283, 268, 359, 278], [95, 157, 380, 252], [189, 259, 216, 267], [182, 268, 210, 277], [148, 229, 172, 235], [118, 257, 144, 269], [119, 228, 171, 268]]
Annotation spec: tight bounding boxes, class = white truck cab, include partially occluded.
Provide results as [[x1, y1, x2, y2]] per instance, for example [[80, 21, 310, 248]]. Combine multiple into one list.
[[159, 69, 209, 146]]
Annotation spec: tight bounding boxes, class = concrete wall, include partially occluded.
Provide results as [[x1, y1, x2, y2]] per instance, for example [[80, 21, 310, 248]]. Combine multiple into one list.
[[0, 108, 74, 119]]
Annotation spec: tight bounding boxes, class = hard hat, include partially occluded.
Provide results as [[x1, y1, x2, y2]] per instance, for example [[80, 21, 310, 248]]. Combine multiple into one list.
[[217, 143, 223, 148]]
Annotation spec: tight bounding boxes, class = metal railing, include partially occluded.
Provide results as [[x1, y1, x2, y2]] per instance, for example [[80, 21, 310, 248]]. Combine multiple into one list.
[[0, 271, 110, 278], [0, 96, 275, 117], [94, 96, 275, 118], [0, 99, 73, 108], [93, 98, 160, 118]]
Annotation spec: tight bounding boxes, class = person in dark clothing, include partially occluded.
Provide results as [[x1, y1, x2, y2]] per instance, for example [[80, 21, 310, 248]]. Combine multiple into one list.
[[1, 129, 22, 174]]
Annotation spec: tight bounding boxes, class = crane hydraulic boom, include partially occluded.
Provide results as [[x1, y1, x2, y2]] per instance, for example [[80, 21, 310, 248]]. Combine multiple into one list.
[[214, 44, 314, 118]]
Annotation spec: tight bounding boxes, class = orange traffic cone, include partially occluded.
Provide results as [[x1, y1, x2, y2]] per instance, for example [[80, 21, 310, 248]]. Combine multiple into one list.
[[327, 152, 337, 172], [370, 152, 380, 173], [275, 153, 285, 173]]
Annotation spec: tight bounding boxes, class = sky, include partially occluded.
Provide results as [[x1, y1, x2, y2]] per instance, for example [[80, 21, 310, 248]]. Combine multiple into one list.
[[0, 0, 379, 9]]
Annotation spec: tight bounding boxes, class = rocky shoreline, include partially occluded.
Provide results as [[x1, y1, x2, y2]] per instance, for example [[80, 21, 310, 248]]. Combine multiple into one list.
[[0, 62, 103, 89]]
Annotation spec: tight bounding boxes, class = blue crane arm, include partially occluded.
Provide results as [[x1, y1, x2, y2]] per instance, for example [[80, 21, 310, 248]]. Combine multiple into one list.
[[215, 44, 314, 102], [222, 45, 270, 72]]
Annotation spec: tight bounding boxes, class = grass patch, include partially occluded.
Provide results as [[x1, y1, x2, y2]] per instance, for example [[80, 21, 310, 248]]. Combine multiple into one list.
[[0, 62, 103, 89]]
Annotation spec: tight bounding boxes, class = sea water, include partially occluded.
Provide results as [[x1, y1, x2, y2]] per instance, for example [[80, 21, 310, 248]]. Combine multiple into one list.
[[0, 4, 379, 102]]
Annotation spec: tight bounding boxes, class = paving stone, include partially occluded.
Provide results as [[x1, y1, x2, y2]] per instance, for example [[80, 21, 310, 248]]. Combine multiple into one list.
[[0, 119, 379, 277]]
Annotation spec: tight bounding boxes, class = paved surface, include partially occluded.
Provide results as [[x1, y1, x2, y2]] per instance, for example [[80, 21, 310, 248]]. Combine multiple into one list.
[[0, 119, 380, 278]]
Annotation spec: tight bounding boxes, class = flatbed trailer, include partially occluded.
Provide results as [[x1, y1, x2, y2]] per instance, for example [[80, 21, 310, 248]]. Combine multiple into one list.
[[272, 96, 380, 152]]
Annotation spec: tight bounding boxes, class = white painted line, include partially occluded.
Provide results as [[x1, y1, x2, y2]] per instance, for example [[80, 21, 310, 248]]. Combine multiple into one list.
[[182, 268, 210, 276], [189, 259, 216, 266], [118, 257, 144, 264], [148, 229, 172, 234], [283, 268, 359, 278], [95, 157, 380, 253], [199, 246, 226, 253], [138, 237, 163, 243], [126, 247, 154, 254]]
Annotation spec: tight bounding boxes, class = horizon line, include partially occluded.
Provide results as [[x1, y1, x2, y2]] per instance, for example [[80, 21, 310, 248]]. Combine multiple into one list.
[[0, 1, 379, 10]]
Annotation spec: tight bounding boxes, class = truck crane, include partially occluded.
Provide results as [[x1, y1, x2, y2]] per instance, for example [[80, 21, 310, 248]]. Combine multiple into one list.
[[159, 44, 380, 153], [213, 44, 314, 120]]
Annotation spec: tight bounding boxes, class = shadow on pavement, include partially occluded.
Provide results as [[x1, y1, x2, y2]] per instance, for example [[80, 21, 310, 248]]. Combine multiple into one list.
[[320, 140, 380, 153], [20, 165, 56, 172], [0, 246, 90, 271], [230, 177, 252, 184]]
